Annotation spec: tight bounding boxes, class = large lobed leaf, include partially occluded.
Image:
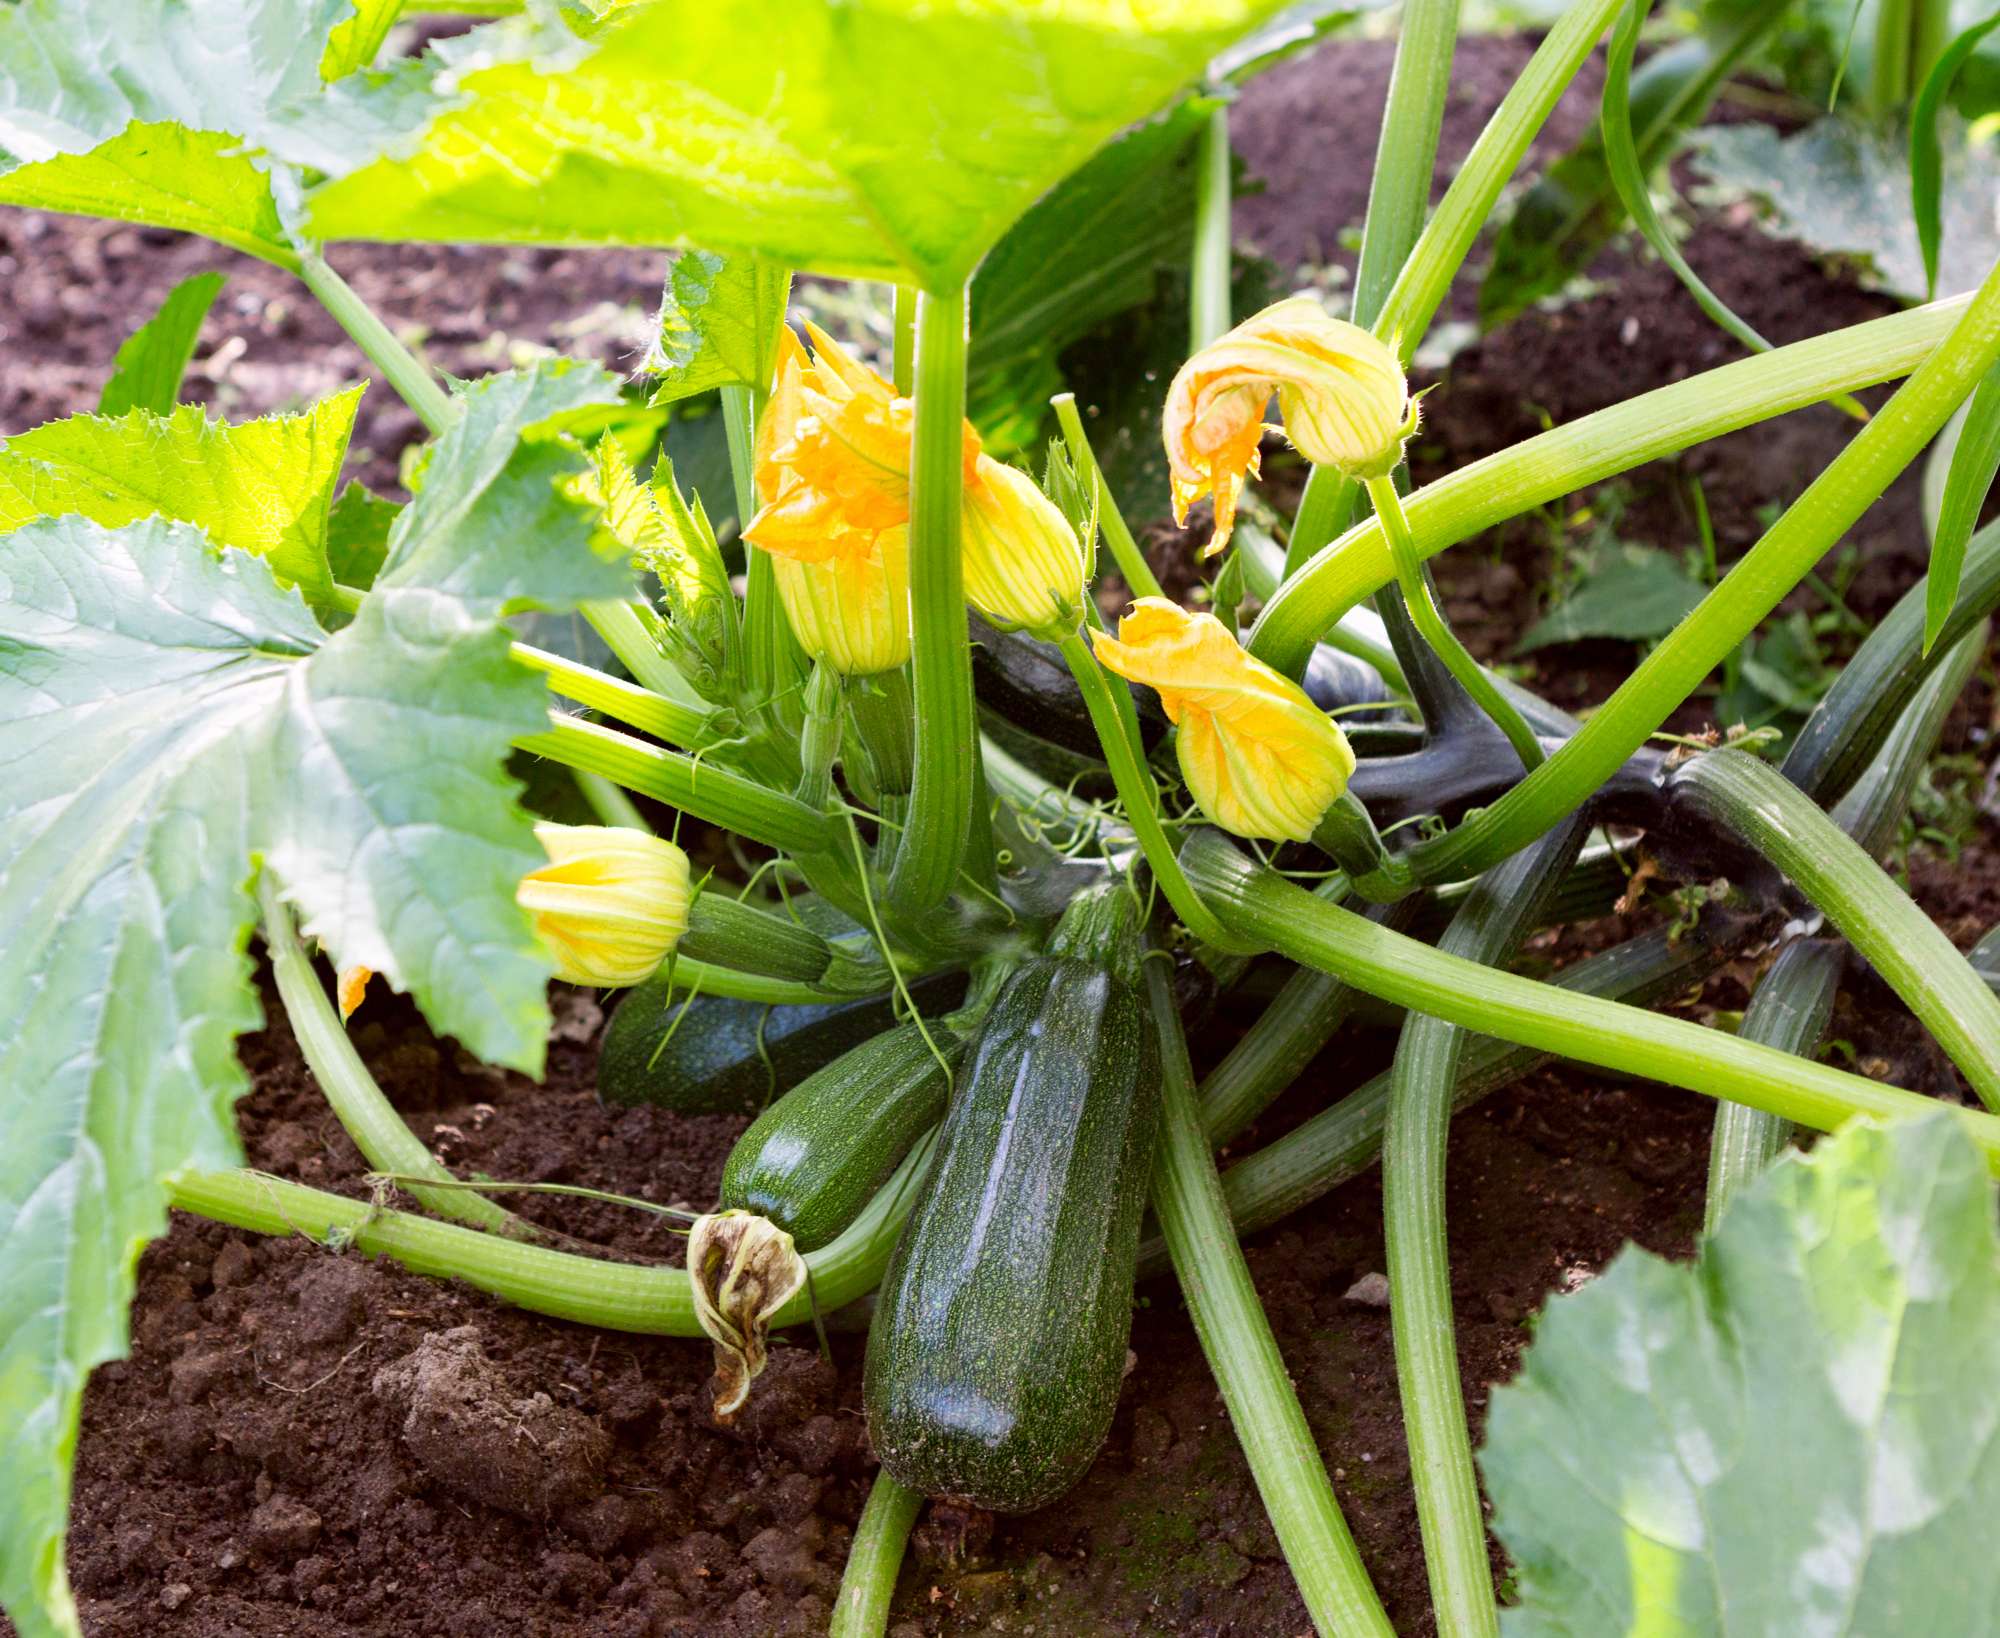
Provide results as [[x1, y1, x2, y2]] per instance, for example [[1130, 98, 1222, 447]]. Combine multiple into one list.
[[0, 361, 631, 1638], [305, 0, 1290, 291], [0, 0, 430, 263], [1485, 1112, 2000, 1635]]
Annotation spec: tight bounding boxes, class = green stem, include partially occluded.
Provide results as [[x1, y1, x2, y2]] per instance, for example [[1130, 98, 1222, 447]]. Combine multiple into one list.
[[892, 285, 918, 395], [1251, 292, 1976, 677], [1058, 633, 1252, 951], [1703, 938, 1841, 1234], [1672, 747, 2000, 1112], [1140, 919, 1734, 1280], [580, 598, 708, 710], [888, 285, 977, 912], [573, 769, 649, 831], [1182, 829, 2000, 1163], [730, 381, 809, 727], [1366, 475, 1545, 771], [1191, 103, 1235, 351], [258, 875, 523, 1237], [519, 712, 831, 854], [1354, 0, 1460, 327], [1386, 819, 1583, 1638], [296, 250, 455, 436], [512, 641, 715, 748], [169, 1129, 935, 1335], [1143, 961, 1396, 1638], [794, 659, 842, 810], [1054, 392, 1162, 600], [831, 1471, 921, 1637], [1309, 792, 1413, 901], [1405, 258, 2000, 883]]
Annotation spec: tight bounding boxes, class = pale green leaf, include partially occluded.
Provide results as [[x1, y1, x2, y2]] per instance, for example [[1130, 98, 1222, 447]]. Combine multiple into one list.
[[97, 270, 225, 416], [645, 251, 793, 405], [0, 0, 433, 264], [381, 359, 633, 615], [0, 388, 366, 609], [304, 0, 1289, 291], [1485, 1112, 2000, 1635], [1693, 113, 2000, 303]]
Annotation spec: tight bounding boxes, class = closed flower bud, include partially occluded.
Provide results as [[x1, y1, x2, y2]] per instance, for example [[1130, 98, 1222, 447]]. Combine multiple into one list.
[[517, 823, 691, 987], [1164, 296, 1413, 557], [960, 455, 1089, 636], [1092, 597, 1356, 843], [768, 526, 912, 675]]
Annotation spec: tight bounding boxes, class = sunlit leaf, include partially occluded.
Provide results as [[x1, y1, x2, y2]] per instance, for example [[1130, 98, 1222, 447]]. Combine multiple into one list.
[[97, 270, 225, 417], [0, 388, 366, 610], [305, 0, 1288, 291], [321, 0, 405, 79], [0, 0, 431, 263], [645, 251, 793, 405], [1485, 1112, 2000, 1635]]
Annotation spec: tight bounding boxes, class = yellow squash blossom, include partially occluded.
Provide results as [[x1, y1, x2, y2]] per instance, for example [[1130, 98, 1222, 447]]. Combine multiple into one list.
[[517, 823, 691, 987], [960, 455, 1089, 636], [746, 324, 978, 672], [1092, 598, 1355, 843], [1163, 295, 1413, 557]]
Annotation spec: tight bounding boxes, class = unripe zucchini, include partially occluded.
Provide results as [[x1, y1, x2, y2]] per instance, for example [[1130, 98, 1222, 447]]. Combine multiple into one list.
[[864, 883, 1159, 1512], [719, 1019, 966, 1251], [598, 970, 967, 1115]]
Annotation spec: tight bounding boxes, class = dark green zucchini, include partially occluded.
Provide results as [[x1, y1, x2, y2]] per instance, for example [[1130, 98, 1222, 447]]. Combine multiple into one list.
[[719, 1019, 967, 1250], [598, 970, 967, 1115], [970, 614, 1168, 763], [864, 883, 1159, 1512]]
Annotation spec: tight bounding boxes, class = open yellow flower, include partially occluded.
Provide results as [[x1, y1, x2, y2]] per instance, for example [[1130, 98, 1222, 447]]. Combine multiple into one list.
[[1163, 296, 1413, 557], [746, 325, 976, 673], [1092, 598, 1355, 843], [960, 455, 1089, 636], [518, 823, 691, 987]]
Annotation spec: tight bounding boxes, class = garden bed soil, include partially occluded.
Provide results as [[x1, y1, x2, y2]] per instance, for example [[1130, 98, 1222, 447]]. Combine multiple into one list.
[[9, 28, 1998, 1638]]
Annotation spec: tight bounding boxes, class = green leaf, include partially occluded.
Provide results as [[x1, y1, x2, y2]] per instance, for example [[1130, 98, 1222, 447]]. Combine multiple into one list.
[[968, 95, 1213, 455], [0, 0, 431, 265], [645, 251, 793, 406], [1926, 360, 2000, 653], [0, 354, 641, 1630], [304, 0, 1288, 291], [1515, 544, 1707, 652], [321, 0, 404, 79], [1693, 112, 2000, 303], [323, 478, 401, 591], [1484, 1112, 2000, 1635], [1911, 12, 2000, 301], [381, 359, 633, 615], [0, 388, 366, 611], [97, 271, 225, 416]]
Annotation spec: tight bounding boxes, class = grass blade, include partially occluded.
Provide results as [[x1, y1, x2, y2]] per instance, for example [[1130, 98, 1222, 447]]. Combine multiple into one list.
[[1926, 359, 2000, 651]]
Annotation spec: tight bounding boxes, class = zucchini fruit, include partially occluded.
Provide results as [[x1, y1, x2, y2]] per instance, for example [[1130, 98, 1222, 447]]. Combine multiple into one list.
[[970, 614, 1168, 763], [719, 1019, 966, 1251], [865, 883, 1159, 1512], [598, 970, 967, 1115]]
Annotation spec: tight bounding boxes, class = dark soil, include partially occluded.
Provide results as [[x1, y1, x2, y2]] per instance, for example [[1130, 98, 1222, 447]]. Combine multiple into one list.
[[10, 26, 1999, 1638]]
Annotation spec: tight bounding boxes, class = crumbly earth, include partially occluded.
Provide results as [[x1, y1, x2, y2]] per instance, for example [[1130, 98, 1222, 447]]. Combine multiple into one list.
[[7, 26, 1998, 1638]]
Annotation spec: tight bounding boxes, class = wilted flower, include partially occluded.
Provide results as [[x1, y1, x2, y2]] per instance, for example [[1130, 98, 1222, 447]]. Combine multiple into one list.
[[960, 455, 1089, 636], [1092, 597, 1355, 842], [517, 823, 691, 987], [687, 1209, 808, 1422], [336, 964, 373, 1020], [1164, 296, 1413, 556]]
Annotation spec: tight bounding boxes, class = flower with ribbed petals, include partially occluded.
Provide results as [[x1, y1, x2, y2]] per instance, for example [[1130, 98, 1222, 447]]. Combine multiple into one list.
[[1092, 597, 1355, 842], [1164, 295, 1412, 557], [770, 525, 912, 676], [747, 323, 979, 561], [517, 823, 691, 988], [960, 455, 1089, 637]]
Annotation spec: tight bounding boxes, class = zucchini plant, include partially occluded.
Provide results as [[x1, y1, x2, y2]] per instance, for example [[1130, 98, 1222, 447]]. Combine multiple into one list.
[[2, 2, 1999, 1635]]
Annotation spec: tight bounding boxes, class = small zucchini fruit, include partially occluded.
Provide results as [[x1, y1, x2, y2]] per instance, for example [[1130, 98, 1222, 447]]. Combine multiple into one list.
[[597, 970, 967, 1115], [864, 882, 1159, 1512], [718, 1018, 967, 1251]]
